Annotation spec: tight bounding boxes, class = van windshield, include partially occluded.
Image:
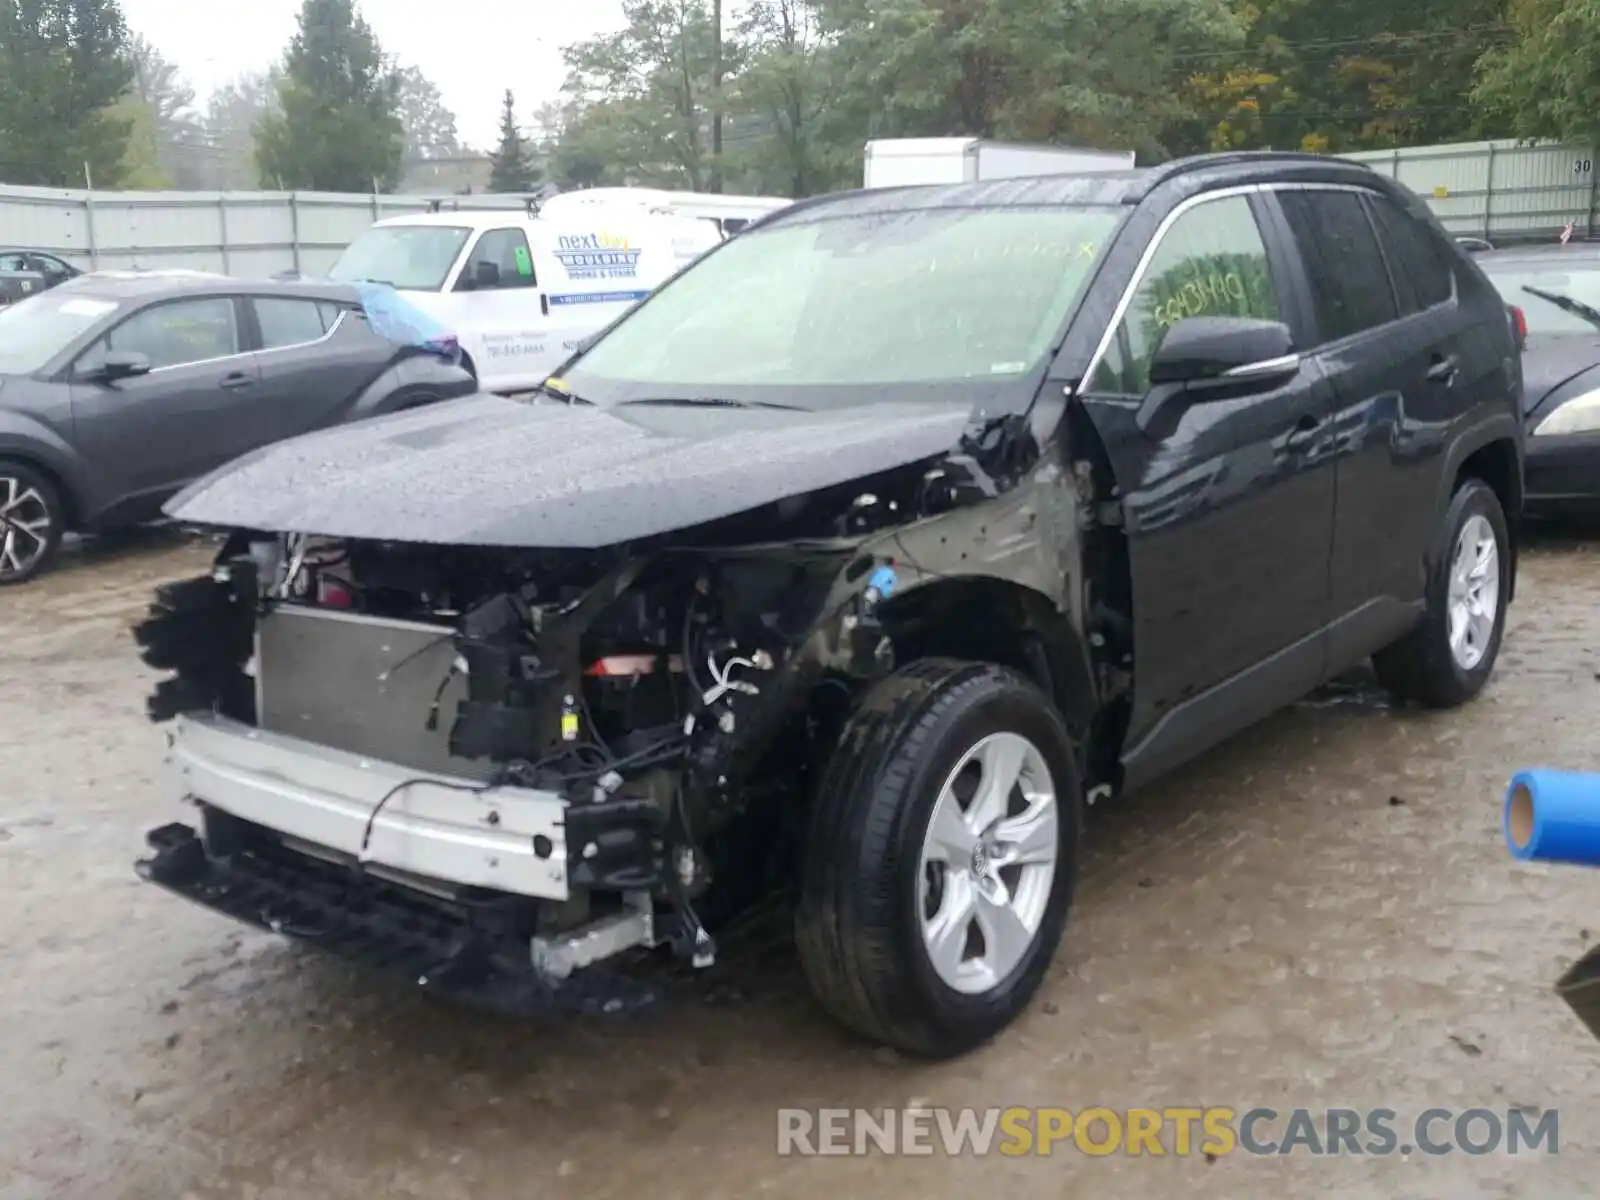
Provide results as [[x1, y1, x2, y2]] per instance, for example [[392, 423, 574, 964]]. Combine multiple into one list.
[[565, 204, 1125, 409], [329, 225, 471, 292]]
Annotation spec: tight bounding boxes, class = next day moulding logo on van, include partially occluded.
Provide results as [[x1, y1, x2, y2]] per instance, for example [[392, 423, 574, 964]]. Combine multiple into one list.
[[550, 232, 652, 307]]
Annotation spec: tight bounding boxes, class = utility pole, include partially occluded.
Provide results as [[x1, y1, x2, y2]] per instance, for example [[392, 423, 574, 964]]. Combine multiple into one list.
[[711, 0, 724, 193]]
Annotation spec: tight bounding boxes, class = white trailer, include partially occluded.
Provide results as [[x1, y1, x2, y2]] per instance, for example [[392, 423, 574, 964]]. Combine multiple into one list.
[[863, 137, 1135, 189]]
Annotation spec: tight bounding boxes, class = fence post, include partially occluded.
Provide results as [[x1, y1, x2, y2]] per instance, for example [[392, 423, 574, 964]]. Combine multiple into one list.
[[1587, 148, 1598, 239], [1483, 143, 1495, 243], [217, 194, 231, 274], [289, 191, 302, 273], [82, 162, 99, 271]]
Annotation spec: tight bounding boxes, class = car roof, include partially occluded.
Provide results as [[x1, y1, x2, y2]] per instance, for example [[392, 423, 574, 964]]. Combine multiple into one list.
[[53, 271, 361, 304], [1475, 244, 1600, 267], [372, 209, 531, 231], [765, 152, 1405, 226]]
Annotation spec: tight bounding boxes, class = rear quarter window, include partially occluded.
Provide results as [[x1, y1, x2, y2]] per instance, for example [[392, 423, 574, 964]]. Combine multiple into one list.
[[1367, 197, 1455, 311]]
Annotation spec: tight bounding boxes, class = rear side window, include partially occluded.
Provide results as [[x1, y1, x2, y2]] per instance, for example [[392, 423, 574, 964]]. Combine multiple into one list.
[[255, 297, 328, 349], [1366, 197, 1454, 312], [1278, 190, 1398, 342]]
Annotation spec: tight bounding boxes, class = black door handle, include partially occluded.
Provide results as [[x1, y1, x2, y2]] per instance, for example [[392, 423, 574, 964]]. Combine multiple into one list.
[[219, 371, 254, 390], [1427, 355, 1459, 384], [1286, 413, 1323, 451]]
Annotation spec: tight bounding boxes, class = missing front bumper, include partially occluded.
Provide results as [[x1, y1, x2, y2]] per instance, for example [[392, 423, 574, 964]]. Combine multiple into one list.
[[136, 820, 663, 1017], [166, 710, 571, 900]]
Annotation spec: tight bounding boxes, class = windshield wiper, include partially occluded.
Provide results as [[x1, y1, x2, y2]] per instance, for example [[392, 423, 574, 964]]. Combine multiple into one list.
[[525, 380, 593, 405], [619, 396, 808, 411], [1522, 285, 1600, 331]]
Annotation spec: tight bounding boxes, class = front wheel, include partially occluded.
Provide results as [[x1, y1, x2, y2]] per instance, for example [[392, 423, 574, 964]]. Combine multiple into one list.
[[1374, 477, 1510, 708], [795, 659, 1081, 1058], [0, 460, 65, 585]]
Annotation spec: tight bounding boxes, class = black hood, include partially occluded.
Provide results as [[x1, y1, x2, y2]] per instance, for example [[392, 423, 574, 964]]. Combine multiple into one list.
[[163, 393, 976, 548], [1521, 333, 1600, 412]]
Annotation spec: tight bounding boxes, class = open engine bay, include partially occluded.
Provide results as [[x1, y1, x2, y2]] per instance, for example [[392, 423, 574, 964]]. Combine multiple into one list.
[[127, 405, 1118, 1016]]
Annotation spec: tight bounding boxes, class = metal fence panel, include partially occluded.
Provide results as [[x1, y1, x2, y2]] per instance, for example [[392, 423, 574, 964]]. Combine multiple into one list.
[[0, 184, 526, 277], [1342, 139, 1600, 242]]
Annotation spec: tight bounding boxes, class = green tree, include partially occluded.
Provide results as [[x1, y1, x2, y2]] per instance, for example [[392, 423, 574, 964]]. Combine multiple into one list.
[[816, 0, 1245, 162], [201, 69, 281, 188], [110, 97, 171, 188], [488, 89, 540, 191], [1176, 0, 1510, 155], [396, 64, 462, 162], [732, 0, 850, 195], [255, 0, 403, 192], [1474, 0, 1600, 148], [0, 0, 135, 187], [127, 35, 203, 186], [561, 0, 733, 190]]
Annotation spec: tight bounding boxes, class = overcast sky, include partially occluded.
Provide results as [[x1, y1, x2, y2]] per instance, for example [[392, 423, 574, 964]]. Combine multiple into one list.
[[120, 0, 628, 149]]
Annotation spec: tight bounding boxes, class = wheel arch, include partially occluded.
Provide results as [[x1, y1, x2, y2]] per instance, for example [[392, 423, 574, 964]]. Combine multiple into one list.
[[1448, 428, 1522, 603], [0, 426, 86, 530], [875, 575, 1098, 753]]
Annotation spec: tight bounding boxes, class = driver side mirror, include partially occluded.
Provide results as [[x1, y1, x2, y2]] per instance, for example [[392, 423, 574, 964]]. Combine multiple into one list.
[[473, 260, 501, 289], [1137, 316, 1299, 436], [90, 350, 152, 382]]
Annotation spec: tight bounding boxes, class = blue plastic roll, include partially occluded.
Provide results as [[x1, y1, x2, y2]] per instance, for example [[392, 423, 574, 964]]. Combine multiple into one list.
[[1504, 769, 1600, 867]]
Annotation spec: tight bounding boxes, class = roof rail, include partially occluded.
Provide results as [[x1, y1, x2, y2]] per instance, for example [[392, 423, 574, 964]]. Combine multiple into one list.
[[1139, 149, 1371, 190]]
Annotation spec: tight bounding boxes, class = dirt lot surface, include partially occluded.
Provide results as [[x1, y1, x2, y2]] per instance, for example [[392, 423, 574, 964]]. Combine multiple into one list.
[[3, 530, 1599, 1199]]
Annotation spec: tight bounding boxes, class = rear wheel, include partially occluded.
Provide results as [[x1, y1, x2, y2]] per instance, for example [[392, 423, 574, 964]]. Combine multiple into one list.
[[1374, 477, 1509, 707], [0, 460, 65, 585], [795, 659, 1081, 1058]]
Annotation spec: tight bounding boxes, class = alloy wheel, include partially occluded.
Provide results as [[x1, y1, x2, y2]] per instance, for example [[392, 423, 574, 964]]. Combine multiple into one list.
[[917, 731, 1060, 995], [1446, 513, 1500, 672], [0, 474, 54, 581]]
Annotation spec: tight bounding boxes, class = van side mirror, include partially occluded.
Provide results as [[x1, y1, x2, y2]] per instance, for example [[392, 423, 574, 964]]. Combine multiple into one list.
[[473, 260, 501, 289]]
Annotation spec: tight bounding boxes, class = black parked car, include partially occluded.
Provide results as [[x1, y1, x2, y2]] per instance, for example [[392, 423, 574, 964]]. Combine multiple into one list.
[[1474, 243, 1600, 515], [133, 152, 1522, 1058], [0, 249, 81, 305], [0, 273, 476, 583]]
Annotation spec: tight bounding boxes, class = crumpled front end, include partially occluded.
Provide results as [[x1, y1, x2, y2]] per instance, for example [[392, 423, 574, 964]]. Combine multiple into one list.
[[133, 406, 1088, 1014]]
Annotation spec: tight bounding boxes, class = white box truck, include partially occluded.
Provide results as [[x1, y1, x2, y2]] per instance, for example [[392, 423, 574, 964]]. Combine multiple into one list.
[[863, 137, 1135, 189]]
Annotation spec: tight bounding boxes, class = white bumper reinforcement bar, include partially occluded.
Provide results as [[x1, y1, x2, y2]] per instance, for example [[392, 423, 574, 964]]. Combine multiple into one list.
[[167, 711, 570, 901]]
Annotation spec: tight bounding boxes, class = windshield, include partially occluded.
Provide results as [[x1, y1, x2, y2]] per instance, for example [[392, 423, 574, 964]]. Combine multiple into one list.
[[565, 205, 1125, 408], [328, 225, 471, 291], [1479, 259, 1600, 334], [0, 291, 118, 374]]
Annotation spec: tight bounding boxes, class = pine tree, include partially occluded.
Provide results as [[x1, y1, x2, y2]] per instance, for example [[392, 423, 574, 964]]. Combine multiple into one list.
[[488, 89, 540, 193], [254, 0, 403, 191], [0, 0, 136, 187]]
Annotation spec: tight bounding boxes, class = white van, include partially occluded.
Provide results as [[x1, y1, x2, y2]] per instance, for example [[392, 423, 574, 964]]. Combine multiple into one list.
[[326, 207, 724, 393], [537, 188, 793, 236]]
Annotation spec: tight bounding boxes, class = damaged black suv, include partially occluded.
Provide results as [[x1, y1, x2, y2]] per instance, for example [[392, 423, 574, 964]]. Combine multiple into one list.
[[133, 152, 1523, 1058]]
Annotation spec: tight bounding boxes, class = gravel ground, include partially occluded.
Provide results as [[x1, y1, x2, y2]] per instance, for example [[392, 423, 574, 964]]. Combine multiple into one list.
[[2, 529, 1598, 1199]]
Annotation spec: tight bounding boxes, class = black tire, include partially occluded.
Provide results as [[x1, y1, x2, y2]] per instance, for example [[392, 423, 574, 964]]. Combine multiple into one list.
[[1373, 477, 1510, 708], [0, 458, 65, 585], [795, 658, 1081, 1058]]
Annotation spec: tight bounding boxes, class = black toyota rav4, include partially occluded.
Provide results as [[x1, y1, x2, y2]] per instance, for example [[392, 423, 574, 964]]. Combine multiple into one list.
[[133, 152, 1523, 1059]]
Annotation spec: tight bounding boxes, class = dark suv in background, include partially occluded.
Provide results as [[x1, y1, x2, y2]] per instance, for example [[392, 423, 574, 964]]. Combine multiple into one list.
[[134, 153, 1523, 1059]]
